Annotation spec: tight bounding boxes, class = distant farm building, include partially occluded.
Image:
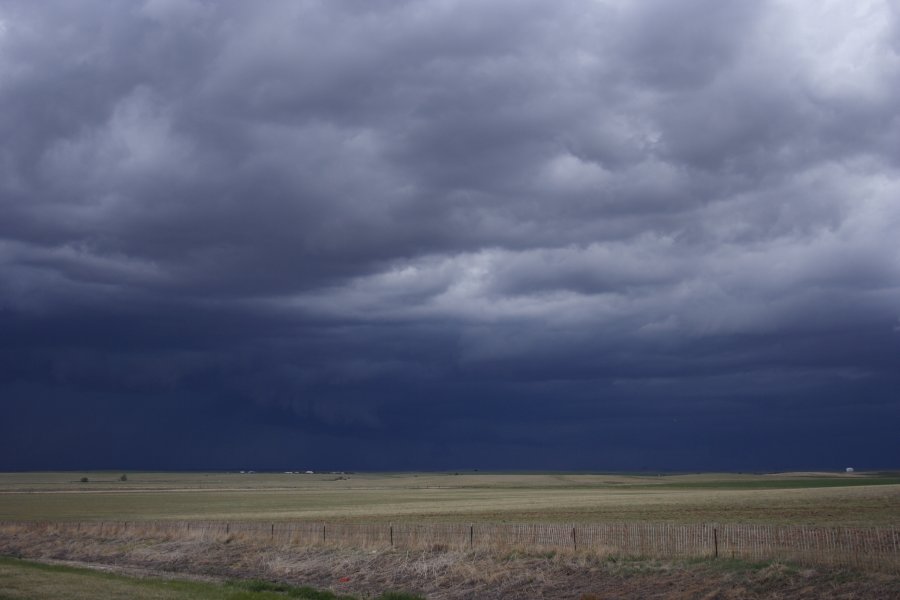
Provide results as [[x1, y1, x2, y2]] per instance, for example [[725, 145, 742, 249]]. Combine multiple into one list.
[[845, 467, 854, 473]]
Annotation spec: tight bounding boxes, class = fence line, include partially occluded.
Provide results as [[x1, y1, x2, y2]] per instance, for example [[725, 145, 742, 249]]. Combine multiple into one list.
[[1, 520, 897, 571]]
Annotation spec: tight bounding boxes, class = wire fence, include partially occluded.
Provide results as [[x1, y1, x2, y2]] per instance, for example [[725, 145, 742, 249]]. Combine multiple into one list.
[[2, 520, 897, 571]]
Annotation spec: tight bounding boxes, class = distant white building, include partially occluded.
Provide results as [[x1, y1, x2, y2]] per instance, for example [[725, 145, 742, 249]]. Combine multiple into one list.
[[845, 467, 854, 473]]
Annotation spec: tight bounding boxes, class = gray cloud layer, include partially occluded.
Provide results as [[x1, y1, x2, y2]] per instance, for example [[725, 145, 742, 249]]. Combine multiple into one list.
[[2, 0, 899, 469]]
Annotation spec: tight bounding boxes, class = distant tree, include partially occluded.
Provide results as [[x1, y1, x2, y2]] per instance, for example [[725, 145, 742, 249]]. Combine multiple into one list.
[[80, 477, 88, 483], [119, 474, 128, 482]]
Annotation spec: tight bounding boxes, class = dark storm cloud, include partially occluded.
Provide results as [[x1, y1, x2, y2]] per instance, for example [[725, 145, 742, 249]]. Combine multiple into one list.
[[2, 0, 899, 470]]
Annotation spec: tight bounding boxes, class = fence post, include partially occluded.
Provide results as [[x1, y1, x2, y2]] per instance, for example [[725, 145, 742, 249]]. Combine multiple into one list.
[[390, 524, 393, 547], [714, 527, 718, 558], [572, 527, 577, 551], [323, 524, 326, 543], [271, 524, 274, 539], [469, 524, 473, 549]]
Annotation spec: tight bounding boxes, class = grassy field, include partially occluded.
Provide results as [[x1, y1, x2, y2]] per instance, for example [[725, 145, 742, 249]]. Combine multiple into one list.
[[0, 556, 421, 600], [2, 542, 898, 600], [1, 471, 898, 526], [2, 473, 899, 600], [0, 556, 261, 600]]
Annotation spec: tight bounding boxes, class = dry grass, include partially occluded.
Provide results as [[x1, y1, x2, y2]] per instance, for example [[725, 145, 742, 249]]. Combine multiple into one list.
[[1, 526, 899, 599], [4, 519, 897, 572]]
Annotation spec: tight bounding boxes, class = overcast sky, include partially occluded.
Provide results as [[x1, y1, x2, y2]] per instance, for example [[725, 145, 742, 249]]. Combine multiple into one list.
[[2, 0, 899, 471]]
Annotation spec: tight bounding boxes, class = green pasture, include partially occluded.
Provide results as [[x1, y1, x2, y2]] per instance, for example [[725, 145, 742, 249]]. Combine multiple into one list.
[[0, 471, 897, 526]]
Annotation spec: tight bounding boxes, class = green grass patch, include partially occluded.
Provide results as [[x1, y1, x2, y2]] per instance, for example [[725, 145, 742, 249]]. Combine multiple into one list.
[[0, 556, 280, 599], [230, 579, 356, 599], [222, 580, 425, 600]]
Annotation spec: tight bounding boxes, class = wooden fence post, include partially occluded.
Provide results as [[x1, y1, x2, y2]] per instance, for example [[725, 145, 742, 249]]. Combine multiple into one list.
[[714, 528, 718, 558], [572, 527, 577, 551], [390, 524, 393, 547], [469, 524, 474, 549]]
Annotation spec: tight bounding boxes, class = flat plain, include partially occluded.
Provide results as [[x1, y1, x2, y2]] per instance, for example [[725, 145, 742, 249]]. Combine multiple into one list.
[[1, 471, 898, 526], [2, 472, 899, 599]]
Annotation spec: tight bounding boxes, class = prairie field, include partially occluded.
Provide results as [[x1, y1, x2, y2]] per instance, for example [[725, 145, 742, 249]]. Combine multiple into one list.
[[2, 472, 899, 599], [1, 471, 898, 526]]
